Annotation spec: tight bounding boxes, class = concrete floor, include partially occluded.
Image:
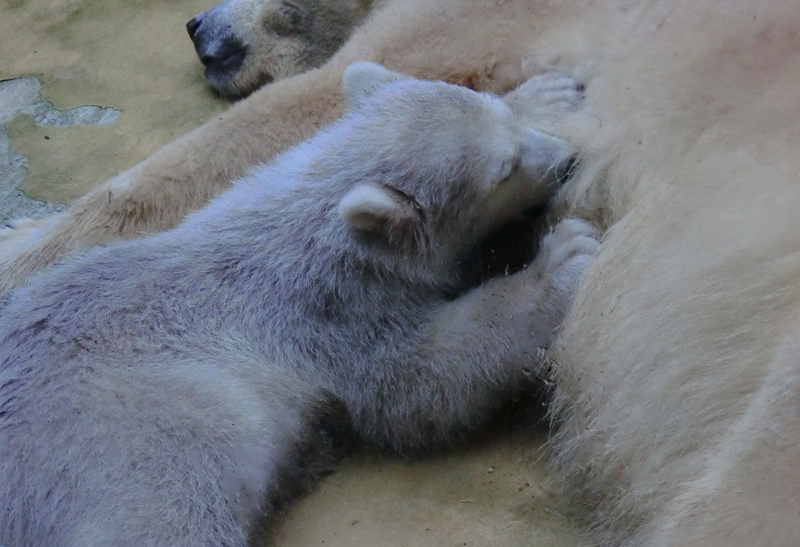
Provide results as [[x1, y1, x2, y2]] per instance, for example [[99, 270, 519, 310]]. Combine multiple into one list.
[[0, 0, 225, 212], [0, 76, 118, 222]]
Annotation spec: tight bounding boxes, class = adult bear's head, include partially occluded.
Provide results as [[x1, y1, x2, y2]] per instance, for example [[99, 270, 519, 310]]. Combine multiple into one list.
[[187, 0, 374, 98]]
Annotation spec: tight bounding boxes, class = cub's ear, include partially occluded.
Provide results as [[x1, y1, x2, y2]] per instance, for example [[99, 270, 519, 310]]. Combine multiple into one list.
[[338, 184, 418, 240], [342, 62, 409, 104]]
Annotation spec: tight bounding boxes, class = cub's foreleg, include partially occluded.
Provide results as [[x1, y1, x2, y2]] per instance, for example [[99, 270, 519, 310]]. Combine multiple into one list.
[[347, 218, 600, 453]]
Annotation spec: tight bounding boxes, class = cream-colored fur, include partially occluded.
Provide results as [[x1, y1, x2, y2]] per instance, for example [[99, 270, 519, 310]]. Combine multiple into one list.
[[2, 1, 800, 544], [543, 4, 800, 545]]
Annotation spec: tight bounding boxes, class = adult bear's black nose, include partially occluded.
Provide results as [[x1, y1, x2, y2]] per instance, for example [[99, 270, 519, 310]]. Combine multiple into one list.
[[186, 16, 202, 41]]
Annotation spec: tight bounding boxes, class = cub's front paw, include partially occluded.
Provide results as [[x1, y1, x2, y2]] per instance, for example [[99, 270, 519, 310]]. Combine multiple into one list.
[[504, 72, 585, 115], [536, 217, 600, 298], [498, 218, 599, 362]]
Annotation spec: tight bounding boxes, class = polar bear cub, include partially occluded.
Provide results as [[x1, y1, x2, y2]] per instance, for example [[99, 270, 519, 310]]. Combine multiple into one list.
[[0, 62, 598, 546]]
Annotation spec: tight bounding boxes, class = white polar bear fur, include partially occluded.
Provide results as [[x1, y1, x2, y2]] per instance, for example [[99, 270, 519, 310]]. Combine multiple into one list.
[[2, 0, 800, 544], [543, 3, 800, 545]]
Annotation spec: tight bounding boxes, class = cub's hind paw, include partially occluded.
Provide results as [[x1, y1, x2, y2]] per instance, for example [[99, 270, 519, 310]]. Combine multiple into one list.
[[0, 216, 44, 244], [0, 216, 47, 267]]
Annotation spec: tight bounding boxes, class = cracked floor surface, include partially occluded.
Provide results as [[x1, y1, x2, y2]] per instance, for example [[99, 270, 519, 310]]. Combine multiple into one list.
[[0, 1, 584, 545], [0, 0, 225, 221], [0, 76, 119, 221]]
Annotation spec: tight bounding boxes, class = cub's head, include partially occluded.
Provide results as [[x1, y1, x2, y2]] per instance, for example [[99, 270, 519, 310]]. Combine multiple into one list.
[[332, 62, 575, 268], [187, 0, 372, 97]]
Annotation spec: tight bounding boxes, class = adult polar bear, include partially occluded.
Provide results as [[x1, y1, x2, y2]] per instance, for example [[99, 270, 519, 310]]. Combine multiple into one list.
[[2, 0, 800, 545]]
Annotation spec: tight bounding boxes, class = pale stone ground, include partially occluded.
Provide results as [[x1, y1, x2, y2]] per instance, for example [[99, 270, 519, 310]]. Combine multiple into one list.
[[0, 76, 118, 221], [0, 1, 585, 545], [0, 0, 225, 220]]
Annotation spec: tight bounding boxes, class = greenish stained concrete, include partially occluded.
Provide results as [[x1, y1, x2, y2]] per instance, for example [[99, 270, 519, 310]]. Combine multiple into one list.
[[0, 0, 226, 208], [0, 76, 120, 219]]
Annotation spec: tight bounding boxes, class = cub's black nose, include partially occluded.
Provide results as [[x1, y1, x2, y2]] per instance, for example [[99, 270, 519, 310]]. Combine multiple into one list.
[[555, 155, 578, 185], [186, 17, 202, 41]]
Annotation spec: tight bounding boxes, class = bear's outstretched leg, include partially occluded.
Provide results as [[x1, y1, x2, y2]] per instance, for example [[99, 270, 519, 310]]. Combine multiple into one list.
[[345, 218, 600, 453]]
